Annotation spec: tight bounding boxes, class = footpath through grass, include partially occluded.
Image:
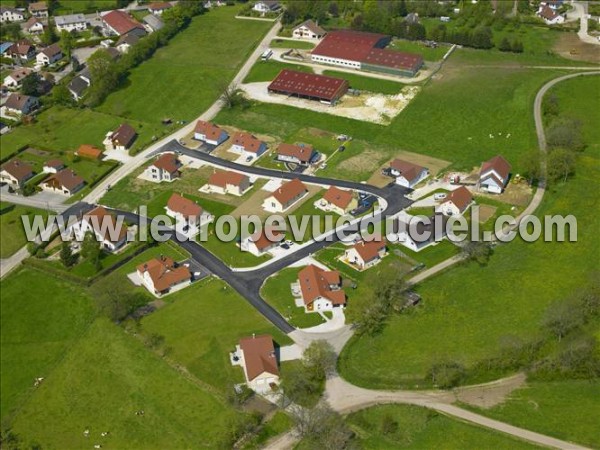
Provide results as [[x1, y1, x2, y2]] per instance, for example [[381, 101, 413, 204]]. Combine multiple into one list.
[[97, 5, 272, 124], [338, 75, 600, 388]]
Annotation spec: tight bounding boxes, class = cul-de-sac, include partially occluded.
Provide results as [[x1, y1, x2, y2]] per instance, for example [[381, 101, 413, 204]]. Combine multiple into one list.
[[0, 0, 599, 449]]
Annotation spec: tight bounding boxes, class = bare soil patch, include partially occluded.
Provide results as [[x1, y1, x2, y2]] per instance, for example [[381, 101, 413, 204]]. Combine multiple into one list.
[[553, 33, 600, 63], [338, 149, 383, 175], [476, 181, 532, 207], [230, 184, 322, 219], [453, 373, 527, 409], [477, 204, 497, 223]]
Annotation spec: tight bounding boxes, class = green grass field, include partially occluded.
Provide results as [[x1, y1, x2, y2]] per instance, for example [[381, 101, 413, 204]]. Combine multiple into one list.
[[8, 318, 240, 449], [389, 38, 450, 61], [322, 70, 406, 95], [140, 277, 292, 394], [338, 75, 600, 388], [261, 268, 328, 329], [97, 6, 272, 124], [341, 404, 538, 449], [53, 0, 117, 14], [0, 107, 159, 160], [243, 60, 314, 83], [0, 203, 49, 258], [269, 39, 315, 50], [0, 269, 95, 420], [468, 380, 600, 448]]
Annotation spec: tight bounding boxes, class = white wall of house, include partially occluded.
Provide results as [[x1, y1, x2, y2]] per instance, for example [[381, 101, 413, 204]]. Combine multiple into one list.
[[292, 26, 322, 39], [194, 130, 227, 146], [1, 10, 24, 22], [57, 21, 87, 32], [394, 169, 429, 188], [0, 171, 21, 186], [479, 176, 503, 194], [70, 220, 126, 252], [311, 53, 361, 69], [143, 165, 177, 183]]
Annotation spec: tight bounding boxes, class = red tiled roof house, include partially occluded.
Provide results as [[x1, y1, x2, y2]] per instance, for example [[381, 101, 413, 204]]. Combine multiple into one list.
[[206, 170, 251, 196], [262, 178, 308, 213], [71, 206, 128, 252], [41, 169, 85, 196], [136, 255, 192, 296], [104, 123, 137, 152], [165, 193, 213, 235], [0, 159, 34, 187], [389, 158, 429, 188], [297, 264, 346, 312], [230, 132, 267, 158], [240, 227, 285, 256], [233, 334, 280, 393], [276, 143, 316, 166], [144, 153, 181, 182], [344, 238, 387, 270], [317, 186, 357, 215], [479, 155, 511, 194], [101, 10, 145, 36], [439, 186, 473, 217], [194, 120, 228, 146]]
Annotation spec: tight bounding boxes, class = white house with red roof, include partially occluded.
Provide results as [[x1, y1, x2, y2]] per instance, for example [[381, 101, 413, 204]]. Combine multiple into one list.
[[479, 155, 511, 194], [194, 120, 228, 146], [232, 334, 280, 393], [143, 153, 181, 182], [240, 227, 284, 256], [230, 132, 267, 158], [292, 20, 326, 40], [41, 169, 85, 196], [206, 170, 251, 196], [136, 255, 192, 296], [316, 186, 357, 215], [276, 143, 316, 166], [389, 158, 429, 188], [71, 206, 129, 252], [0, 159, 34, 187], [165, 193, 213, 237], [101, 10, 146, 36], [344, 238, 387, 270], [537, 4, 565, 24], [297, 264, 345, 312], [438, 186, 473, 216], [262, 178, 308, 213]]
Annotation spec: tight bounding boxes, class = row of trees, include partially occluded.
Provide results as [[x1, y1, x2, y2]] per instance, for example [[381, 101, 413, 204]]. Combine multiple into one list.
[[84, 1, 205, 106]]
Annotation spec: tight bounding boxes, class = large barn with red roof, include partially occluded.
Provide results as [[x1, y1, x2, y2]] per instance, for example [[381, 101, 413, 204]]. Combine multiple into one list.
[[311, 29, 423, 77], [268, 69, 349, 105]]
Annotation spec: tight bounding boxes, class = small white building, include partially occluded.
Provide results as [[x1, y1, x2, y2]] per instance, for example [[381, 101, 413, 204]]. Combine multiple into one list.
[[3, 68, 33, 88], [55, 14, 88, 32], [165, 193, 213, 237], [23, 17, 44, 34], [479, 155, 511, 194], [292, 20, 326, 40], [193, 120, 228, 146], [389, 158, 429, 188], [103, 123, 137, 151], [143, 153, 181, 183], [136, 255, 192, 296], [344, 238, 387, 270], [0, 159, 34, 188], [297, 264, 345, 312], [36, 43, 63, 66], [253, 1, 281, 14], [393, 213, 447, 252], [438, 186, 473, 217], [0, 7, 25, 22], [230, 132, 267, 159], [233, 335, 280, 394], [206, 170, 251, 196], [28, 1, 48, 18], [262, 178, 307, 213], [70, 206, 128, 252], [147, 1, 173, 15], [42, 159, 65, 173]]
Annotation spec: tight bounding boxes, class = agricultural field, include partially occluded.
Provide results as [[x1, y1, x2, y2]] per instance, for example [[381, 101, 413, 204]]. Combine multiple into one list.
[[468, 380, 600, 448], [338, 75, 600, 388], [7, 318, 240, 449], [339, 404, 538, 449], [97, 5, 272, 124], [139, 277, 292, 394], [389, 38, 450, 61], [0, 107, 159, 160], [0, 269, 95, 419], [0, 203, 49, 258]]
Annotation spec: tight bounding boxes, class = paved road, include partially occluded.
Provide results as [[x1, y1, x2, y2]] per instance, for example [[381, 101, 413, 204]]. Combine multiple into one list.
[[570, 1, 600, 45], [0, 191, 67, 213]]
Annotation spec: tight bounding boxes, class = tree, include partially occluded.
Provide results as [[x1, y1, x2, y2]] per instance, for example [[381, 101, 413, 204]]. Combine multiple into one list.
[[85, 49, 120, 106], [41, 20, 58, 45], [292, 403, 354, 449], [461, 241, 493, 266], [303, 340, 337, 378], [546, 118, 585, 152], [546, 148, 575, 184], [406, 22, 426, 41], [51, 84, 74, 106], [520, 149, 542, 185], [60, 30, 75, 59], [511, 39, 524, 53], [1, 22, 21, 41], [81, 231, 102, 270], [542, 299, 584, 341], [21, 74, 40, 96], [543, 93, 560, 117], [59, 242, 76, 267], [328, 1, 339, 17], [92, 276, 148, 322], [471, 26, 494, 49]]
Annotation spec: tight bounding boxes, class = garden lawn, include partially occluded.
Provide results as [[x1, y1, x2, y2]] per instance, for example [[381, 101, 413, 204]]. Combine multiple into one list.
[[97, 5, 272, 124], [140, 277, 292, 394], [341, 404, 538, 449], [53, 0, 117, 14], [338, 75, 600, 389], [468, 380, 600, 449], [242, 411, 293, 450], [0, 269, 95, 420], [389, 38, 450, 61], [261, 268, 327, 329], [0, 106, 158, 160], [8, 318, 239, 449], [322, 70, 405, 95], [269, 39, 315, 50], [243, 59, 313, 83], [0, 203, 49, 258]]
